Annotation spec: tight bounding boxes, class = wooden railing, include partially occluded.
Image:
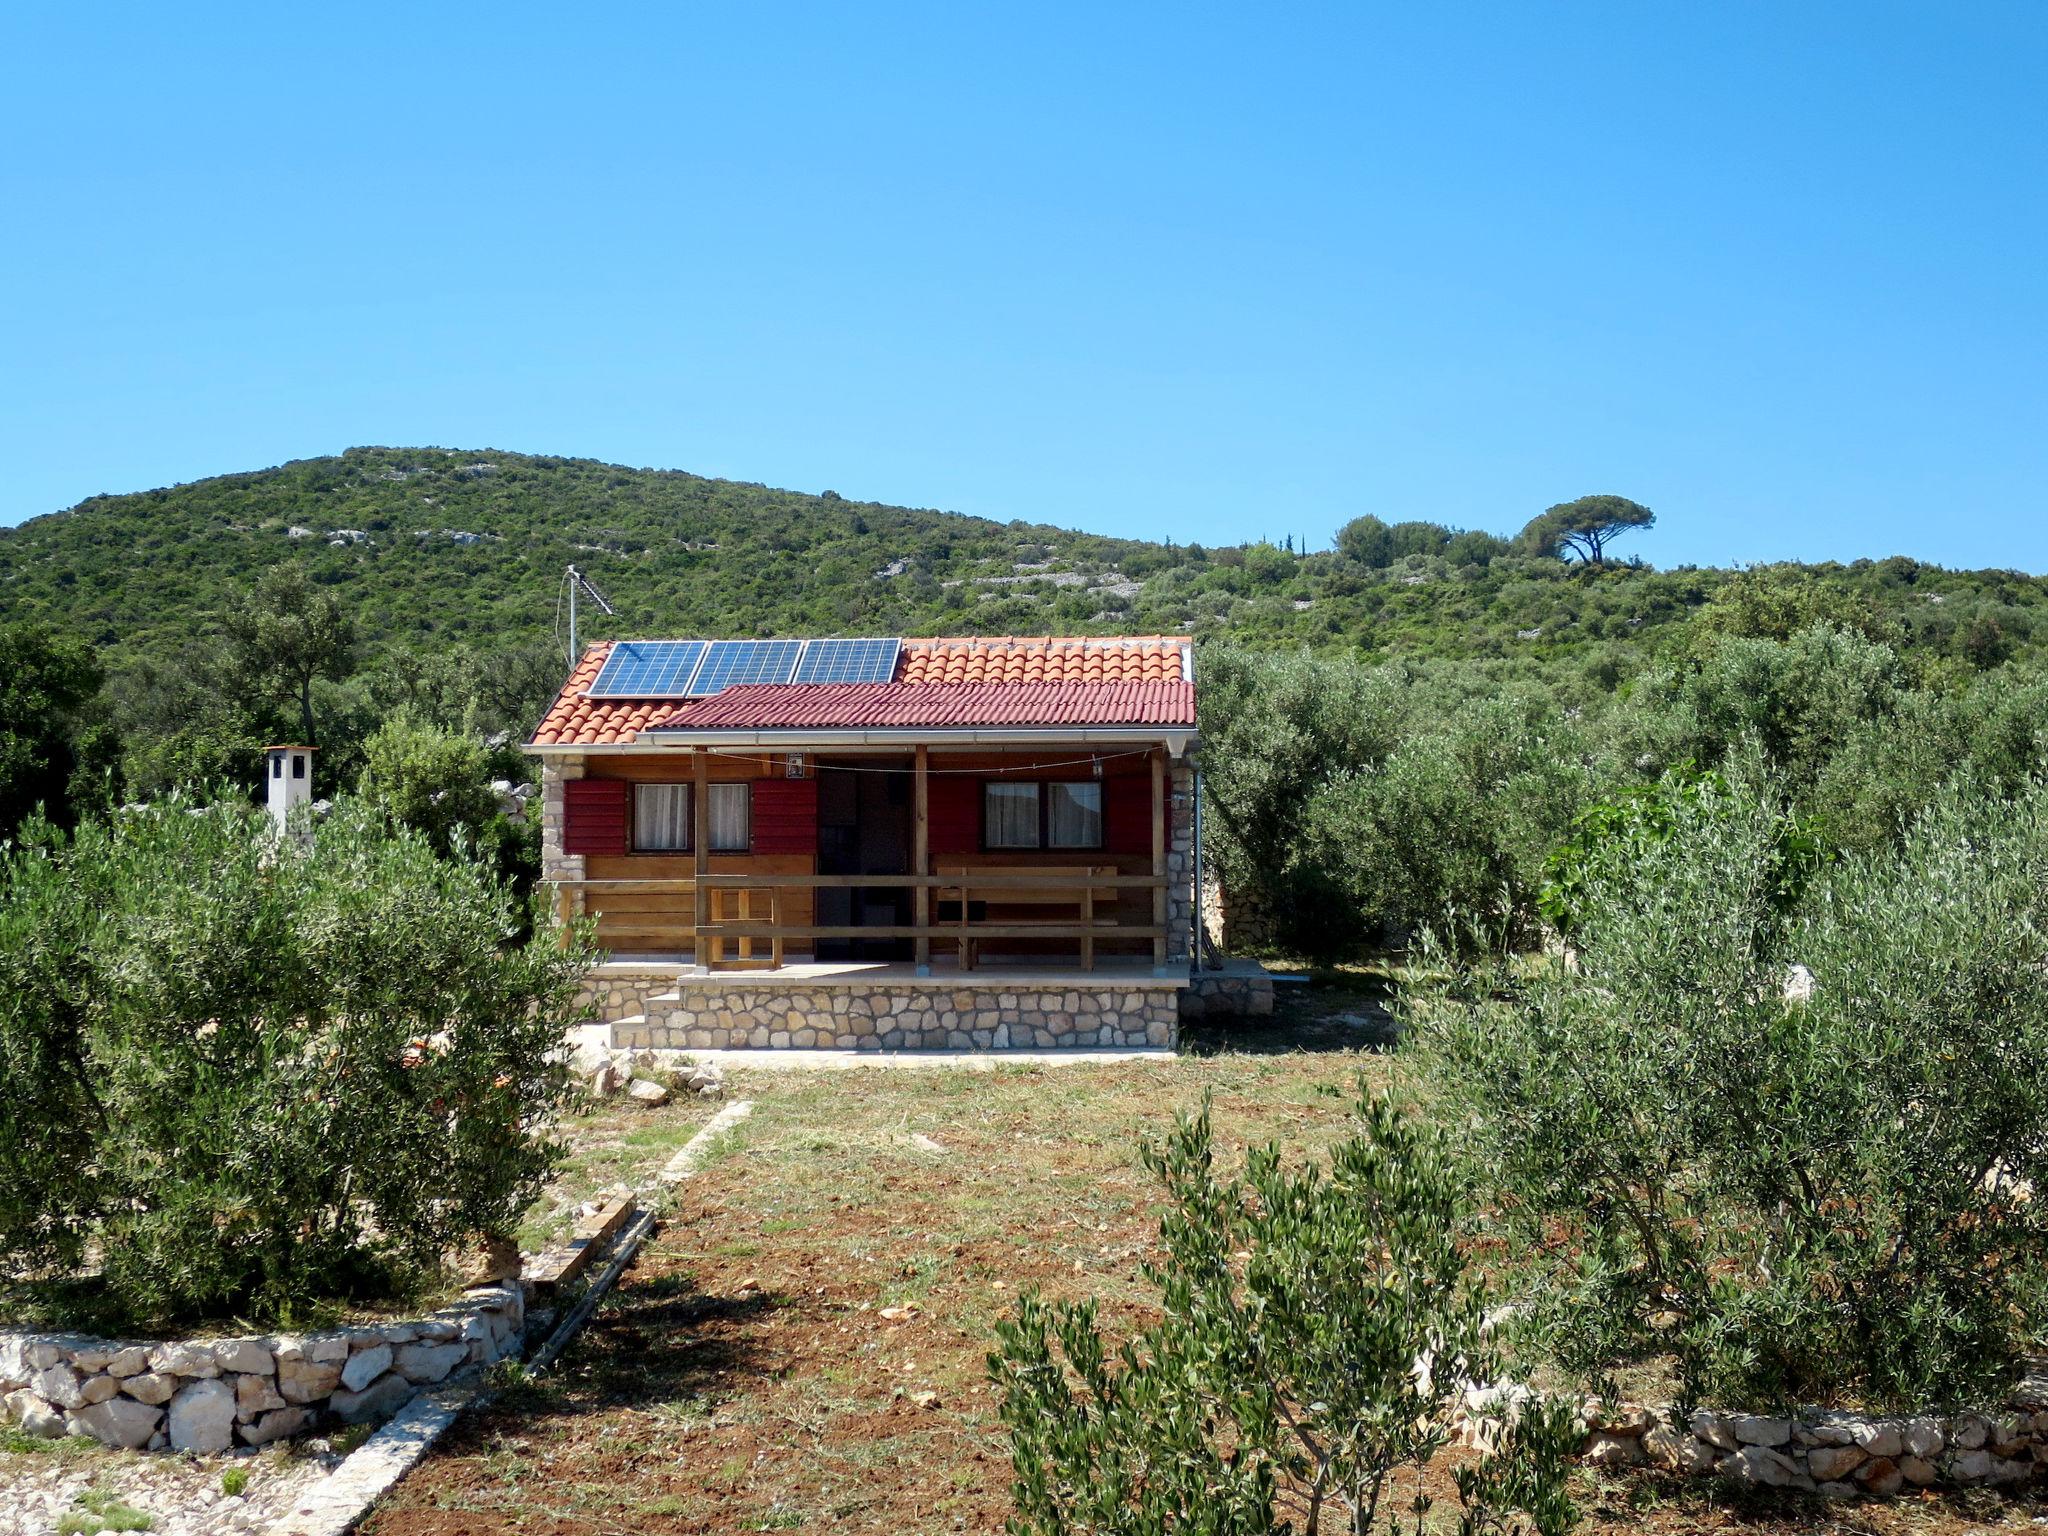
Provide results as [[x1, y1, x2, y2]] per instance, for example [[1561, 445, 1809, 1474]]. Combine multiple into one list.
[[554, 870, 1172, 973]]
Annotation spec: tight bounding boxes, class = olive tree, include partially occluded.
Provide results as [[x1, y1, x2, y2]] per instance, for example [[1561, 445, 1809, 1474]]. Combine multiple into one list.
[[1414, 774, 2048, 1410], [0, 794, 591, 1330], [991, 1089, 1578, 1536]]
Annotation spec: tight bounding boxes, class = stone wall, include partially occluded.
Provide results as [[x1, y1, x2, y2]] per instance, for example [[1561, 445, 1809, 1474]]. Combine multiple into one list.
[[0, 1283, 522, 1454], [1180, 964, 1276, 1020], [613, 980, 1179, 1051], [574, 965, 682, 1023], [1166, 760, 1195, 965], [1456, 1390, 2048, 1499], [538, 754, 585, 894]]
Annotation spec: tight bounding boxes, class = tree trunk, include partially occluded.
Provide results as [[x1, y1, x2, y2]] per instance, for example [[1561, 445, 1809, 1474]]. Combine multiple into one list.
[[299, 676, 316, 746]]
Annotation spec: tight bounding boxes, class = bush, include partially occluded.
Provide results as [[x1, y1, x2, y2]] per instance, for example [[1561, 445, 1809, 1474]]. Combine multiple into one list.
[[990, 1088, 1578, 1536], [0, 795, 591, 1331], [1414, 774, 2048, 1411]]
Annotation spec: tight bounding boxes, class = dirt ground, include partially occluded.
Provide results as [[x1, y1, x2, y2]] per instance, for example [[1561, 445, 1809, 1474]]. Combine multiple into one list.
[[365, 986, 2048, 1536]]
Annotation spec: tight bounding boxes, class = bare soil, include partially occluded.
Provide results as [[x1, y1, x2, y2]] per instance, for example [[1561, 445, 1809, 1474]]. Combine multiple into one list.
[[365, 988, 2048, 1536]]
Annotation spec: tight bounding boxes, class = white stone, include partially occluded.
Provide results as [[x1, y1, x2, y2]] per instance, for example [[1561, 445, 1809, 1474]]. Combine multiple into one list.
[[240, 1405, 309, 1445], [1901, 1417, 1944, 1457], [1722, 1444, 1799, 1487], [31, 1363, 84, 1409], [329, 1371, 414, 1424], [1731, 1414, 1792, 1447], [1643, 1426, 1716, 1473], [105, 1346, 151, 1378], [340, 1344, 393, 1392], [1807, 1444, 1866, 1481], [150, 1340, 221, 1378], [276, 1356, 343, 1403], [167, 1377, 237, 1454], [3, 1388, 64, 1438], [235, 1372, 286, 1416], [1851, 1421, 1902, 1458], [395, 1342, 469, 1384], [214, 1338, 275, 1374], [78, 1373, 120, 1405], [1690, 1409, 1738, 1451], [120, 1371, 177, 1405], [627, 1078, 671, 1106], [68, 1395, 161, 1449]]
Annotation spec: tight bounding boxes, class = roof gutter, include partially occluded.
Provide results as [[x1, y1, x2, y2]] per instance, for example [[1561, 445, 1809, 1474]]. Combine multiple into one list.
[[529, 725, 1196, 757]]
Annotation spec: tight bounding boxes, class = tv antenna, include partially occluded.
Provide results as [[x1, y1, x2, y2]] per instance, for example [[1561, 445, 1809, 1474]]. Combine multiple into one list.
[[563, 564, 617, 664]]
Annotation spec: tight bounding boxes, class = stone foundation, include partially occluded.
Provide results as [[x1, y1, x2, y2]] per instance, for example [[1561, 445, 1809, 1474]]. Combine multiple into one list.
[[0, 1283, 522, 1454], [1180, 964, 1275, 1020], [613, 980, 1180, 1051], [575, 965, 683, 1024]]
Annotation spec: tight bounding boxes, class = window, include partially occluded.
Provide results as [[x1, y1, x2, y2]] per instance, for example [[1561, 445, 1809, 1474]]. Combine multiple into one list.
[[292, 754, 306, 780], [634, 784, 692, 851], [708, 782, 750, 852], [1047, 781, 1103, 848], [982, 780, 1104, 851]]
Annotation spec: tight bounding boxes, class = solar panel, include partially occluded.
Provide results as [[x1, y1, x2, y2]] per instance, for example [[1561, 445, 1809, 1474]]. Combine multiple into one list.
[[791, 637, 902, 685], [688, 638, 806, 695], [587, 640, 709, 697]]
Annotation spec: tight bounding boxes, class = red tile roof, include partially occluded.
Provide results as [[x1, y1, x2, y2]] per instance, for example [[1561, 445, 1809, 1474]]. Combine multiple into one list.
[[529, 636, 1194, 747], [648, 681, 1195, 732]]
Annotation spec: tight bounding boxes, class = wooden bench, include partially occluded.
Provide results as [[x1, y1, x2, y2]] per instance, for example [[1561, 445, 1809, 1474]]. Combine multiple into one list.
[[936, 865, 1118, 970]]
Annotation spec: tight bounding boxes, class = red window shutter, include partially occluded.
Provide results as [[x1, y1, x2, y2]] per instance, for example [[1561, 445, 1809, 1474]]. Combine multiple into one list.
[[563, 778, 629, 856], [1104, 774, 1153, 855], [929, 776, 979, 856], [751, 779, 818, 855]]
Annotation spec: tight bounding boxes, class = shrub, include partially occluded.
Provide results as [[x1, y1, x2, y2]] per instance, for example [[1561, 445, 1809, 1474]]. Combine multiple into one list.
[[990, 1088, 1578, 1536], [1414, 774, 2048, 1411], [0, 795, 591, 1331]]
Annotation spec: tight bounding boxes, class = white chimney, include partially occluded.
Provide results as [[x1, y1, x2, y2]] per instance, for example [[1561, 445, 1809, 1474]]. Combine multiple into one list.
[[264, 745, 316, 832]]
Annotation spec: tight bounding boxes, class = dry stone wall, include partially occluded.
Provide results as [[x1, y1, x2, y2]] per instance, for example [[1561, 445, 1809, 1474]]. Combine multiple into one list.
[[614, 981, 1179, 1050], [0, 1283, 522, 1454]]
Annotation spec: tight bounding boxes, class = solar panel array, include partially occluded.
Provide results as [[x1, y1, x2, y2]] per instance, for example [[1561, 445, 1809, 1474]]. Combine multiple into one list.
[[585, 637, 901, 698], [791, 637, 902, 685]]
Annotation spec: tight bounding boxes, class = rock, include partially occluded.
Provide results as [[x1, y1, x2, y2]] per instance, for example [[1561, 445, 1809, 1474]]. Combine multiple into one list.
[[1731, 1415, 1792, 1447], [453, 1235, 522, 1286], [329, 1371, 414, 1424], [276, 1355, 341, 1404], [234, 1373, 286, 1417], [1856, 1456, 1903, 1496], [395, 1342, 469, 1384], [105, 1346, 151, 1378], [2, 1389, 65, 1438], [1954, 1414, 1990, 1450], [67, 1395, 161, 1449], [1691, 1409, 1739, 1451], [240, 1405, 310, 1446], [340, 1344, 393, 1392], [150, 1341, 221, 1378], [29, 1364, 83, 1410], [214, 1339, 275, 1375], [1851, 1421, 1902, 1458], [1583, 1431, 1648, 1468], [1722, 1445, 1799, 1487], [1816, 1480, 1858, 1499], [78, 1373, 121, 1406], [910, 1389, 940, 1410], [1898, 1455, 1939, 1486], [120, 1372, 177, 1406], [588, 1063, 622, 1097], [627, 1078, 671, 1106], [167, 1377, 237, 1454], [1901, 1417, 1944, 1457], [1644, 1426, 1717, 1473], [1807, 1445, 1866, 1481], [1951, 1448, 1993, 1484], [1987, 1455, 2032, 1485]]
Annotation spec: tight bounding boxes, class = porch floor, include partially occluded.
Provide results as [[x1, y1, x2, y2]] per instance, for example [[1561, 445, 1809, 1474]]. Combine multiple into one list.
[[592, 954, 1189, 988]]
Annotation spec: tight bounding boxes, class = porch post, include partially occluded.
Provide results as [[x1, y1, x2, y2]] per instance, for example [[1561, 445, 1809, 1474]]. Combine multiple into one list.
[[914, 745, 931, 975], [1151, 747, 1169, 974], [692, 747, 710, 973]]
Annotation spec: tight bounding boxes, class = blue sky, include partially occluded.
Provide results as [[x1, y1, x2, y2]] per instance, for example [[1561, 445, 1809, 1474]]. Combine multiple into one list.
[[3, 3, 2044, 571]]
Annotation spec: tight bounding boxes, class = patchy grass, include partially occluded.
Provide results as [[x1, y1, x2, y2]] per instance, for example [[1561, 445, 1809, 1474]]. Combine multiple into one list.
[[368, 1013, 2048, 1536], [519, 1091, 720, 1252], [55, 1484, 153, 1534]]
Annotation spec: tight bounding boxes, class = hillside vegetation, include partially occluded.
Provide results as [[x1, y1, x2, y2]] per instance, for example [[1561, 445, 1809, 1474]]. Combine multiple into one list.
[[3, 447, 2045, 679]]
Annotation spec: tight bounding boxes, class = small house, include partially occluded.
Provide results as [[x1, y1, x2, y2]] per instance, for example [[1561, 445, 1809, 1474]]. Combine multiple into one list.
[[526, 635, 1199, 1051]]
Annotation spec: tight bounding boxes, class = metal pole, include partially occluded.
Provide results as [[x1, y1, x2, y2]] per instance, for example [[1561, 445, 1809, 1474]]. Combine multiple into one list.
[[567, 565, 579, 663]]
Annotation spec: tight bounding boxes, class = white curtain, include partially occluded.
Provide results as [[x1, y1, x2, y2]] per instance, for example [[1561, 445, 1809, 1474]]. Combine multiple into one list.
[[1047, 782, 1103, 848], [709, 782, 751, 851], [984, 782, 1040, 848], [634, 783, 691, 851]]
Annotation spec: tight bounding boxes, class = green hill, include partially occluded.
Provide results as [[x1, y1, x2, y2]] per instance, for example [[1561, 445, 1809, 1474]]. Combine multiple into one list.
[[3, 445, 2045, 676]]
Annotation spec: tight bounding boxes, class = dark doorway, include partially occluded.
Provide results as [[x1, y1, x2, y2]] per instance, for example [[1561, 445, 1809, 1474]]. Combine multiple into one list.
[[815, 758, 913, 960]]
